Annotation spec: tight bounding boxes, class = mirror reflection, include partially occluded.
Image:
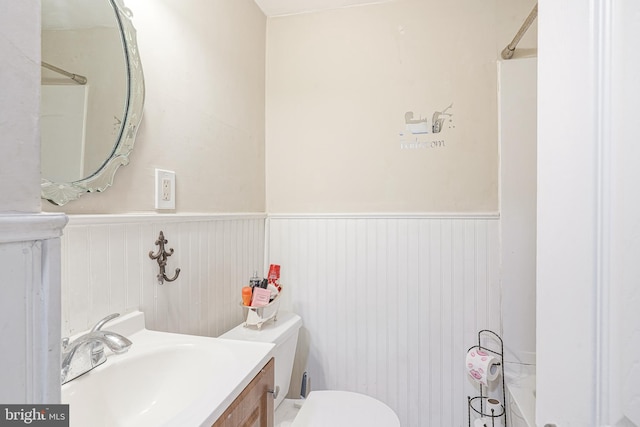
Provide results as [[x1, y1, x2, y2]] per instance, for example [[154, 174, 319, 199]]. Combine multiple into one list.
[[41, 0, 144, 206]]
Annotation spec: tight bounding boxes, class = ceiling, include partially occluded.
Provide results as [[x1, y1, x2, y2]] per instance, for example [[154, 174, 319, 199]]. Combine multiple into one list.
[[254, 0, 395, 17], [42, 0, 394, 30]]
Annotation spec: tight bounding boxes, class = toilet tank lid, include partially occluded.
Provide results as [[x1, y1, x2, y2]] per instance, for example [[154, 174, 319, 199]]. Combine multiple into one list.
[[219, 311, 302, 345]]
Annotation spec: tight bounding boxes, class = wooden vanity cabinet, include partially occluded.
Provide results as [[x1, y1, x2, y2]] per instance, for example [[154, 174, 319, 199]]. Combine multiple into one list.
[[212, 358, 275, 427]]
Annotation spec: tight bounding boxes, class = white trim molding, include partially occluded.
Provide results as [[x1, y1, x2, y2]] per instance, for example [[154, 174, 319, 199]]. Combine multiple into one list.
[[605, 1, 640, 425], [0, 213, 68, 243], [65, 212, 267, 226], [537, 0, 604, 424], [593, 0, 614, 424], [0, 213, 67, 404], [538, 0, 640, 425], [268, 212, 500, 220]]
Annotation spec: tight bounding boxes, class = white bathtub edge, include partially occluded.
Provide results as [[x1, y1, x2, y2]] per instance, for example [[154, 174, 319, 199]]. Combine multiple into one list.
[[505, 365, 536, 427]]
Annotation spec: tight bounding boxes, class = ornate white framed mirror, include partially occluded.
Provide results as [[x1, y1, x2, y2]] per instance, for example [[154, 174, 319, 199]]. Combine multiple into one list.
[[41, 0, 144, 206]]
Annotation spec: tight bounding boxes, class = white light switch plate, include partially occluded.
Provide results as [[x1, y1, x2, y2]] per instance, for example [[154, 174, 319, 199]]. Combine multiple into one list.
[[155, 169, 175, 210]]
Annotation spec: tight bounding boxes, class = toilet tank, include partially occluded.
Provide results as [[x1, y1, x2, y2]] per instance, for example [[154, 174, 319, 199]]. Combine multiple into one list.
[[219, 311, 302, 409]]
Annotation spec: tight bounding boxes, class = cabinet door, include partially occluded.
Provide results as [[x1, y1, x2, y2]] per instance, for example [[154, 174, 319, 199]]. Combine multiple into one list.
[[213, 358, 275, 427]]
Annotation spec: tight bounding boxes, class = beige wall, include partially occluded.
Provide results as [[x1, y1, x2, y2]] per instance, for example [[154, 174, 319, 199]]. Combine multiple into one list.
[[0, 0, 41, 213], [496, 0, 537, 59], [266, 0, 536, 213], [41, 0, 536, 215], [44, 0, 266, 214]]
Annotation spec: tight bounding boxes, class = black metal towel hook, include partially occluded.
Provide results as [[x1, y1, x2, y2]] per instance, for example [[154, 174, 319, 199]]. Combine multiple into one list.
[[149, 230, 181, 284]]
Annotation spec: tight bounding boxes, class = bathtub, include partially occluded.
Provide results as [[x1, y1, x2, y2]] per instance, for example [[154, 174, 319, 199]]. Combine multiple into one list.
[[506, 372, 535, 427]]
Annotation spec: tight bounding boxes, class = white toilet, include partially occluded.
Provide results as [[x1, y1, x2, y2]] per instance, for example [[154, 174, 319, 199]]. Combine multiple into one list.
[[220, 311, 400, 427]]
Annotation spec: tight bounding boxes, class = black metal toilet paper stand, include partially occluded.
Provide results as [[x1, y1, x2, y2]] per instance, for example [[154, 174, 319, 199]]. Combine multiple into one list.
[[467, 329, 507, 427]]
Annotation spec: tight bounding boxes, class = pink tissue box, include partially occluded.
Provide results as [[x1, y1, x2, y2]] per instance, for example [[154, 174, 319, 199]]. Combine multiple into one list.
[[251, 287, 271, 307]]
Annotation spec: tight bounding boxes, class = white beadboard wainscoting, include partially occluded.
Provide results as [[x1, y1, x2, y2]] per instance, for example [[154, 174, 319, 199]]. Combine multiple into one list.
[[61, 214, 265, 338], [60, 212, 501, 426], [267, 214, 501, 427]]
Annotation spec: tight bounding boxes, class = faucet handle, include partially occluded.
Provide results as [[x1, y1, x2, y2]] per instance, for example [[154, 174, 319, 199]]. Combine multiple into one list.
[[62, 337, 69, 350], [90, 313, 120, 332]]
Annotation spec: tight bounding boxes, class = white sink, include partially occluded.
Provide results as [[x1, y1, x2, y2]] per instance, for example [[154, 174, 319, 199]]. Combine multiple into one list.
[[61, 312, 274, 427]]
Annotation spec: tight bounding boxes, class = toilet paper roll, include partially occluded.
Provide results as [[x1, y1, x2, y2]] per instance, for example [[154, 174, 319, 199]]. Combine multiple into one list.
[[474, 418, 491, 427], [486, 398, 502, 417], [466, 348, 500, 386]]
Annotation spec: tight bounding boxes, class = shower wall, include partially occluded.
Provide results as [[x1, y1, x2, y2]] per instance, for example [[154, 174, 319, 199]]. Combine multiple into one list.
[[42, 27, 126, 179], [498, 57, 537, 368], [41, 85, 87, 182]]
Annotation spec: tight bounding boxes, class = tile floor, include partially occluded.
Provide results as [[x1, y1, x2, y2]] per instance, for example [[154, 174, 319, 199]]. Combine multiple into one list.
[[274, 398, 303, 427]]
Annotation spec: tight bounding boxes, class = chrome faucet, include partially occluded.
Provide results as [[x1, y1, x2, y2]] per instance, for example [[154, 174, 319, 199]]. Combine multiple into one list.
[[61, 313, 132, 385]]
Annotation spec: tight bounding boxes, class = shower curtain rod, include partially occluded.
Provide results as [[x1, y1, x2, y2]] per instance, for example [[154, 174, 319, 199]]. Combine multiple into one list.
[[501, 3, 538, 60], [41, 61, 87, 85]]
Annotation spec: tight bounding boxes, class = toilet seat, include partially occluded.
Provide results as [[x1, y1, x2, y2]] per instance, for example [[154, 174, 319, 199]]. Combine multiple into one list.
[[290, 390, 400, 427]]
